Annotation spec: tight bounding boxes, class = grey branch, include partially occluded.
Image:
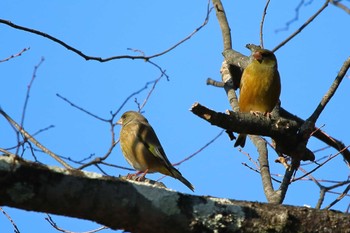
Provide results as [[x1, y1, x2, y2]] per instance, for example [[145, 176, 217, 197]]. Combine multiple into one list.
[[1, 155, 350, 233]]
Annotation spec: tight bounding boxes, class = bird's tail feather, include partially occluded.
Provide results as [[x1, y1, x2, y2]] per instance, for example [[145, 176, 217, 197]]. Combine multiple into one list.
[[234, 134, 247, 147], [170, 168, 194, 192]]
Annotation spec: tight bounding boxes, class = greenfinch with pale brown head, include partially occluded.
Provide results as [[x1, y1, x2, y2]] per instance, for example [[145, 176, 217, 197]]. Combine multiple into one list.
[[117, 111, 194, 192], [234, 48, 281, 147]]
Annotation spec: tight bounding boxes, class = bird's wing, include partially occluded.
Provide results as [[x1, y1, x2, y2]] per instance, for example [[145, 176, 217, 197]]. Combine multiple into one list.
[[137, 122, 173, 166]]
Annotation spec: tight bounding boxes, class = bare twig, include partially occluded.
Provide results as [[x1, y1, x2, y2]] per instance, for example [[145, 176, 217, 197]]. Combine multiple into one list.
[[46, 214, 108, 233], [260, 0, 271, 48], [308, 56, 350, 123], [0, 47, 30, 63], [172, 130, 224, 167], [77, 140, 119, 170], [273, 0, 329, 52], [0, 207, 20, 233], [293, 146, 349, 182], [15, 57, 45, 157], [158, 130, 224, 182], [4, 125, 55, 151], [324, 182, 350, 209], [313, 179, 350, 209], [111, 78, 164, 119], [241, 163, 284, 184], [20, 57, 45, 127], [0, 4, 211, 62], [331, 0, 350, 14], [0, 109, 73, 169], [138, 63, 167, 111], [56, 94, 109, 122], [238, 147, 260, 170], [275, 0, 307, 33]]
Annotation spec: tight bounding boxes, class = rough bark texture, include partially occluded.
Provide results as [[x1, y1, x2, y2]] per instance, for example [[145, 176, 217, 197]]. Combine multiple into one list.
[[0, 155, 349, 233]]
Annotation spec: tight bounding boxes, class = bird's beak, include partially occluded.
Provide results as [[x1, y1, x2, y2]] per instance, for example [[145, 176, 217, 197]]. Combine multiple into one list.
[[253, 51, 263, 63], [116, 118, 123, 125]]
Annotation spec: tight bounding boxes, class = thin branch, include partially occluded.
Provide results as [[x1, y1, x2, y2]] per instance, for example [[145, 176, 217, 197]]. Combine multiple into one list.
[[260, 0, 271, 48], [0, 47, 30, 63], [293, 146, 349, 182], [45, 214, 109, 233], [275, 0, 306, 33], [0, 207, 20, 233], [0, 109, 73, 170], [4, 125, 55, 151], [273, 0, 329, 52], [331, 0, 350, 14], [56, 94, 109, 122], [111, 78, 163, 119], [20, 57, 45, 128], [324, 183, 350, 210], [307, 56, 350, 123], [77, 140, 119, 170], [157, 130, 224, 182], [14, 57, 45, 157], [238, 147, 260, 170], [138, 62, 167, 111], [172, 130, 224, 167], [0, 5, 211, 62]]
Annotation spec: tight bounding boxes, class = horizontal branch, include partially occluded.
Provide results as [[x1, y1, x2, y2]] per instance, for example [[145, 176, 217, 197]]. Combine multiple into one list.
[[1, 155, 350, 232], [190, 102, 299, 139], [191, 102, 350, 164]]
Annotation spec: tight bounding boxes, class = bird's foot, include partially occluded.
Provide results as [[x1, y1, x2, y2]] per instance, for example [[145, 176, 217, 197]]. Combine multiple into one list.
[[275, 156, 290, 170], [126, 173, 138, 180], [264, 112, 272, 119], [250, 110, 263, 116], [126, 170, 148, 181]]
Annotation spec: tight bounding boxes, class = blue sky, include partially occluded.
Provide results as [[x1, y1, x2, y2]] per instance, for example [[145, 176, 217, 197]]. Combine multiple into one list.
[[1, 1, 350, 232]]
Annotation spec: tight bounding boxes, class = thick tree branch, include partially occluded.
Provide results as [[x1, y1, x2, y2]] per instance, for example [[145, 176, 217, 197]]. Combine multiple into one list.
[[190, 103, 299, 142], [190, 103, 350, 164], [1, 155, 350, 233]]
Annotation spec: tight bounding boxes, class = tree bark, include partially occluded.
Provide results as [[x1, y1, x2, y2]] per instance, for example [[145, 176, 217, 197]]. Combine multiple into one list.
[[0, 155, 349, 233]]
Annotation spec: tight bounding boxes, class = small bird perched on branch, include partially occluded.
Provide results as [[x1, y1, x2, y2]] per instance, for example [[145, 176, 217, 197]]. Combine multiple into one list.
[[117, 111, 194, 192], [234, 47, 281, 148]]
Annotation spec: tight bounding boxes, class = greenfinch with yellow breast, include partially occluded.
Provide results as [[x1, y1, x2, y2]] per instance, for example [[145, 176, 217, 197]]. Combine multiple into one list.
[[117, 111, 194, 192], [234, 48, 281, 147]]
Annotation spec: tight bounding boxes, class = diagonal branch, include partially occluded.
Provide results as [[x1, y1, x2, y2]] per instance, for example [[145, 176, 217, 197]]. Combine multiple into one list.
[[273, 0, 330, 52], [0, 109, 73, 170], [308, 56, 350, 123]]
